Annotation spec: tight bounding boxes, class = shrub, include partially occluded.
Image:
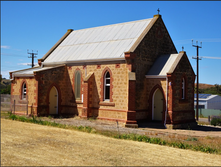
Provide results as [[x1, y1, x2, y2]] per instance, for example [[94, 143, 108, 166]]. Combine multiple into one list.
[[9, 114, 18, 120], [211, 116, 221, 126], [18, 116, 27, 122]]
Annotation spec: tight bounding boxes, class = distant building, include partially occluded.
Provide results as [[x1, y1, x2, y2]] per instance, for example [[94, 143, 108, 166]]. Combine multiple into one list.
[[194, 94, 221, 110]]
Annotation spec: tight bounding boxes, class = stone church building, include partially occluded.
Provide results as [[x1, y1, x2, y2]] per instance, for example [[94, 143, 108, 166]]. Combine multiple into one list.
[[10, 14, 196, 128]]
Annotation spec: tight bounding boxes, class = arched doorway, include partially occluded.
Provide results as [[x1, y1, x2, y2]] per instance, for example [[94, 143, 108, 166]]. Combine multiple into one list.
[[152, 88, 164, 121], [49, 86, 58, 115]]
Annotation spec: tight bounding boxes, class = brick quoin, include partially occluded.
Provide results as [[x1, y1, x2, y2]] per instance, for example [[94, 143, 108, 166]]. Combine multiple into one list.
[[126, 80, 137, 124], [115, 64, 120, 68], [82, 73, 94, 118]]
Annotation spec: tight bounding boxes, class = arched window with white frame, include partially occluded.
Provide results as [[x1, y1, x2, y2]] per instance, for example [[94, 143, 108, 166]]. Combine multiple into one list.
[[104, 71, 110, 101], [181, 78, 185, 99], [22, 82, 27, 100], [74, 70, 81, 100]]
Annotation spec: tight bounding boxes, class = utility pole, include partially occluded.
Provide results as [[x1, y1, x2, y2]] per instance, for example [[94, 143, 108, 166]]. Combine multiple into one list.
[[27, 50, 38, 68], [192, 40, 202, 121]]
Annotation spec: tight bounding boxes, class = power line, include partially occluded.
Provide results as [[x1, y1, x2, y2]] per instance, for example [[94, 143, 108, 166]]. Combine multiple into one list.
[[192, 40, 202, 121], [27, 50, 38, 68]]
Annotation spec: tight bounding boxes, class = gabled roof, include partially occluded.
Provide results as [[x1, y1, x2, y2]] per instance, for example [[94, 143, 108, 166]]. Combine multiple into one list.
[[194, 94, 220, 101], [146, 51, 186, 78], [9, 65, 65, 80], [42, 16, 160, 65]]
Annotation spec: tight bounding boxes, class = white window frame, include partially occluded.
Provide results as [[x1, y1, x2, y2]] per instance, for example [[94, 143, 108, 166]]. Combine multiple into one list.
[[104, 71, 110, 101], [182, 78, 185, 99], [22, 83, 27, 100], [75, 71, 81, 100]]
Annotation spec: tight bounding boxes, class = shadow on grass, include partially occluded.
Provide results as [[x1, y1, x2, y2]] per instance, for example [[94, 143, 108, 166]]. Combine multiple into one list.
[[190, 125, 221, 132], [137, 120, 166, 129]]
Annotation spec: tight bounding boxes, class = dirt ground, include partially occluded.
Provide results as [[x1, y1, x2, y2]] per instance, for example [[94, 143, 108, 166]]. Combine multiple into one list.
[[1, 119, 221, 166]]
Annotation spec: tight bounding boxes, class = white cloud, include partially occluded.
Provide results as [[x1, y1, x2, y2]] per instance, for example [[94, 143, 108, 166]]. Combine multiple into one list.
[[17, 63, 29, 66], [1, 70, 11, 79], [1, 45, 10, 49], [17, 63, 37, 66]]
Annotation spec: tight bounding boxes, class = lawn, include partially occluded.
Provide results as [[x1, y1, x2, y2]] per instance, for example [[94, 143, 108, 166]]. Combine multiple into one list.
[[1, 118, 221, 166]]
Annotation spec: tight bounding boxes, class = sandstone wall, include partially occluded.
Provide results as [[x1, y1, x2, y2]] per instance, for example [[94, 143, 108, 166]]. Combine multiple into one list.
[[11, 77, 38, 115], [133, 16, 177, 111]]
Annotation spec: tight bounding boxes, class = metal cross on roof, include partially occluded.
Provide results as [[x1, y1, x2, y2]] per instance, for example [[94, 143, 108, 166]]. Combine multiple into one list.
[[182, 46, 184, 51], [157, 8, 160, 15]]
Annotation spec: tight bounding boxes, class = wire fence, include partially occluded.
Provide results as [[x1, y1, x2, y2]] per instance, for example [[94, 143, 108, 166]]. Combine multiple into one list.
[[195, 108, 221, 117], [1, 94, 11, 111], [1, 94, 29, 115]]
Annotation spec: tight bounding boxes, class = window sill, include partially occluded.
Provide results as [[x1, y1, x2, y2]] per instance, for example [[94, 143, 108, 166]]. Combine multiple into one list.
[[18, 99, 28, 104], [99, 101, 115, 106], [76, 100, 83, 104], [179, 99, 188, 103]]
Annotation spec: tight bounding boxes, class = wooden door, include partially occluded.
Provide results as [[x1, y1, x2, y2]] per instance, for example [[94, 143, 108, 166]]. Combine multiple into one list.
[[153, 88, 163, 121]]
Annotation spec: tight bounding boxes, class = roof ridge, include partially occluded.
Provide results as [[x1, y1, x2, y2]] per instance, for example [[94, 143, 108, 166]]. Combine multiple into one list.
[[73, 18, 153, 32]]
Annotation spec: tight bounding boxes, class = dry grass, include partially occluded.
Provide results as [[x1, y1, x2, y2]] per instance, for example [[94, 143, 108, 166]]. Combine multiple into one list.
[[1, 119, 221, 166]]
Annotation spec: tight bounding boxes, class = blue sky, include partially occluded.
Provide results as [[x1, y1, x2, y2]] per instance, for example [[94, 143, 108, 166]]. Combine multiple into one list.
[[1, 1, 221, 85]]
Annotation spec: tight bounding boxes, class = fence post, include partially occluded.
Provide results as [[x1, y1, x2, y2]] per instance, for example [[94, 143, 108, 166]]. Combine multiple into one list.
[[14, 99, 15, 114], [208, 115, 210, 122], [31, 103, 33, 116], [26, 101, 28, 116]]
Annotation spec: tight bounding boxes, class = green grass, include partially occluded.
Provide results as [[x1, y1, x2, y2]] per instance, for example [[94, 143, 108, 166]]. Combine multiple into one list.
[[3, 113, 220, 155]]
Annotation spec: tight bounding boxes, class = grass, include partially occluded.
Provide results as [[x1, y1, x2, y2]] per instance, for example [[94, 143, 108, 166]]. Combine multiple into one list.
[[1, 111, 220, 155]]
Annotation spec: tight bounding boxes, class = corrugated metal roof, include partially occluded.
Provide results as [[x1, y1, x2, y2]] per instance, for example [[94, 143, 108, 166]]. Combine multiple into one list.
[[195, 94, 212, 99], [147, 54, 179, 76], [194, 94, 219, 101], [12, 67, 55, 76], [44, 18, 153, 63]]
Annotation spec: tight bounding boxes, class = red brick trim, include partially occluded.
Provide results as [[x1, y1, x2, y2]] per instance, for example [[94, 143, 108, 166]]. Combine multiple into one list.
[[11, 82, 15, 95], [148, 84, 166, 123], [99, 101, 115, 106], [125, 52, 136, 72], [115, 64, 120, 68], [97, 64, 101, 69], [46, 83, 62, 115], [100, 67, 113, 102], [72, 68, 83, 101], [34, 79, 38, 107]]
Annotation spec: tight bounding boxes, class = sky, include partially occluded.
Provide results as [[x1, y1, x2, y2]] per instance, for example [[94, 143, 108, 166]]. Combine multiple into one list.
[[1, 1, 221, 85]]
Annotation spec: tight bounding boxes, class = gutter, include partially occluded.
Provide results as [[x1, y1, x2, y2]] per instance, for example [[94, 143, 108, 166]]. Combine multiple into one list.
[[42, 57, 126, 67], [145, 75, 166, 79]]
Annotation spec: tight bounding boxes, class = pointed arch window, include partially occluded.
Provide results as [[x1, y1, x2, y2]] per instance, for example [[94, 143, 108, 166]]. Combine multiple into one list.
[[181, 78, 185, 99], [22, 83, 27, 100], [104, 71, 110, 100], [74, 71, 81, 100]]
